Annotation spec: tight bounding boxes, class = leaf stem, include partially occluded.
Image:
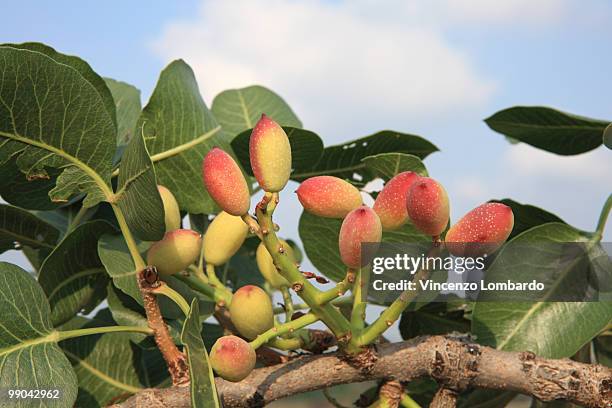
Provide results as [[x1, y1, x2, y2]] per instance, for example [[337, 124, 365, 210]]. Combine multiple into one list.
[[110, 203, 146, 270], [66, 204, 91, 234], [153, 284, 191, 316], [595, 193, 612, 240], [110, 125, 222, 177], [58, 325, 153, 341], [250, 312, 318, 349]]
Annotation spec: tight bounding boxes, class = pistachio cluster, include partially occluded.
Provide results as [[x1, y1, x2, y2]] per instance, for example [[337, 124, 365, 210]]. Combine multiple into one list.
[[145, 113, 514, 383]]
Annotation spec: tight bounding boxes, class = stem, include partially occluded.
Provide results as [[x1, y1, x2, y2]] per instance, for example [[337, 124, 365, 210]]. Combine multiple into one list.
[[153, 284, 191, 316], [268, 336, 303, 351], [400, 394, 422, 408], [110, 203, 146, 270], [206, 263, 226, 290], [280, 286, 294, 322], [316, 269, 355, 305], [355, 244, 441, 347], [273, 296, 355, 314], [188, 264, 209, 284], [255, 193, 352, 341], [66, 204, 90, 234], [58, 325, 153, 341], [595, 193, 612, 239], [241, 214, 263, 239], [175, 272, 232, 305], [250, 312, 318, 349], [350, 268, 367, 332]]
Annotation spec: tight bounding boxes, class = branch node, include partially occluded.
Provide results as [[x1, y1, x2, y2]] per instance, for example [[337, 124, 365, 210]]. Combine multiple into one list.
[[340, 346, 378, 374]]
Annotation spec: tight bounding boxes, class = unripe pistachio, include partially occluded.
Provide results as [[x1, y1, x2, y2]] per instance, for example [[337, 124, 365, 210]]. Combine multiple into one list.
[[157, 185, 181, 232], [255, 240, 293, 288], [406, 177, 449, 237], [204, 211, 249, 266], [445, 202, 514, 257], [209, 335, 256, 382], [296, 176, 362, 218], [249, 114, 292, 192], [202, 148, 250, 216], [373, 172, 420, 230], [147, 229, 202, 277], [338, 206, 382, 269], [229, 285, 274, 340]]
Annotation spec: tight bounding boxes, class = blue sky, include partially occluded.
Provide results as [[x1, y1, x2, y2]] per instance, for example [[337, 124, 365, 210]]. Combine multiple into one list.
[[1, 0, 611, 272]]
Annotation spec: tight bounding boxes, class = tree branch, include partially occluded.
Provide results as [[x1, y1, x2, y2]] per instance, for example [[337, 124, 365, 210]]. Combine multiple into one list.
[[110, 335, 612, 408]]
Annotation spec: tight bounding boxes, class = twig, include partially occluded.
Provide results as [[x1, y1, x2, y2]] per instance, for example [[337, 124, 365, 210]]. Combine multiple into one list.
[[429, 388, 457, 408], [136, 267, 189, 386]]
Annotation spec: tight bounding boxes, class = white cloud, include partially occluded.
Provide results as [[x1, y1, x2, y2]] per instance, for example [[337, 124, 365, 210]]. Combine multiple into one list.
[[440, 0, 569, 24], [152, 0, 499, 134], [453, 176, 488, 202], [505, 144, 611, 181]]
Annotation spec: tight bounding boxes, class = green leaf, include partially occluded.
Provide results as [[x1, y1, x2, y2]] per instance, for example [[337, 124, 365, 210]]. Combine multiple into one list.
[[0, 44, 116, 208], [594, 336, 612, 367], [361, 152, 428, 180], [114, 127, 165, 241], [106, 283, 182, 348], [180, 299, 220, 408], [212, 85, 301, 142], [4, 42, 117, 129], [0, 163, 63, 210], [97, 233, 147, 306], [226, 236, 265, 289], [231, 127, 324, 174], [38, 220, 116, 326], [60, 314, 169, 407], [202, 323, 224, 350], [138, 60, 225, 214], [471, 223, 612, 358], [291, 131, 438, 183], [604, 123, 612, 149], [0, 204, 59, 253], [0, 262, 78, 407], [399, 301, 470, 339], [298, 211, 429, 285], [490, 198, 565, 240], [106, 283, 151, 345], [104, 78, 141, 149], [484, 106, 610, 155]]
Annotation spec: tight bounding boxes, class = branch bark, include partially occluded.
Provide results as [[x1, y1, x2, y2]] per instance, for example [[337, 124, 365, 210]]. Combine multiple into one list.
[[137, 267, 189, 386], [430, 388, 458, 408], [110, 335, 612, 408]]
